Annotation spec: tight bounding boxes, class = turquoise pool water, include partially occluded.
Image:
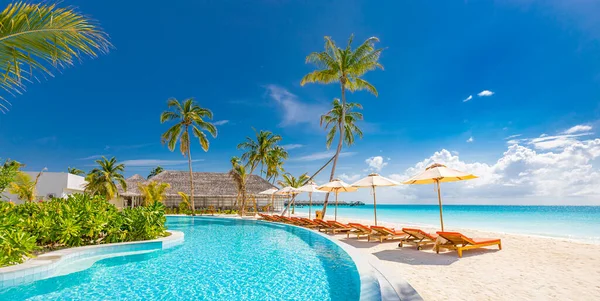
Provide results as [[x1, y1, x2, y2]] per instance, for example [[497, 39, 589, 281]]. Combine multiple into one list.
[[0, 217, 362, 300]]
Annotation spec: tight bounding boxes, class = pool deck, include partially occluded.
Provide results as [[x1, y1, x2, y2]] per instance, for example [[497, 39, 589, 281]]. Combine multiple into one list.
[[0, 230, 184, 288]]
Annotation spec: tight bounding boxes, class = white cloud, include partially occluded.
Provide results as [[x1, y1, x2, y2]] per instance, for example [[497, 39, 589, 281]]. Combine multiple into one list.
[[462, 95, 473, 102], [78, 154, 107, 160], [365, 156, 388, 172], [562, 124, 592, 134], [466, 136, 474, 143], [477, 90, 494, 97], [213, 120, 229, 126], [339, 173, 362, 182], [505, 134, 522, 140], [121, 159, 203, 167], [281, 144, 303, 150], [509, 133, 593, 150], [265, 85, 328, 127], [291, 151, 356, 162]]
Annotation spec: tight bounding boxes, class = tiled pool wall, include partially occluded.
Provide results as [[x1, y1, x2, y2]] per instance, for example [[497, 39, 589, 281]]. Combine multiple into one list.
[[0, 230, 184, 289]]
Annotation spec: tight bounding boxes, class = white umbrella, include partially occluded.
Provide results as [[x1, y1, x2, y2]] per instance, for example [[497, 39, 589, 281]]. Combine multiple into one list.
[[296, 181, 325, 220], [352, 173, 400, 225], [317, 179, 357, 221], [276, 186, 300, 217], [258, 187, 279, 214], [403, 163, 477, 231]]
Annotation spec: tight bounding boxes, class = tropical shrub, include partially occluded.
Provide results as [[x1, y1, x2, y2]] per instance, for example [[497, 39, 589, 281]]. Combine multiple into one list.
[[0, 193, 167, 267]]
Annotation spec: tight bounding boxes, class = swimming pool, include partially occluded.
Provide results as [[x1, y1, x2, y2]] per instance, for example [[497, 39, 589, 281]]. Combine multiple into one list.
[[0, 216, 369, 300]]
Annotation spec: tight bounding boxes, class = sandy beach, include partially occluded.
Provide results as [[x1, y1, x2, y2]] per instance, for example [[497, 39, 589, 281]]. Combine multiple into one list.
[[291, 214, 600, 301]]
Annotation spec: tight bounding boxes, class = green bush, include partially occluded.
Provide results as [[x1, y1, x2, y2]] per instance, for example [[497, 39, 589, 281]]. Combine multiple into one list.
[[0, 194, 167, 267]]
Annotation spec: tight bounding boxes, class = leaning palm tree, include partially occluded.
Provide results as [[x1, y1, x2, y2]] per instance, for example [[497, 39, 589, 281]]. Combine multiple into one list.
[[300, 34, 383, 214], [0, 2, 111, 113], [67, 167, 85, 176], [228, 157, 248, 216], [321, 99, 364, 149], [9, 170, 43, 202], [84, 157, 127, 201], [161, 98, 217, 215], [278, 173, 309, 216], [138, 181, 171, 206], [265, 146, 288, 184], [237, 129, 283, 176]]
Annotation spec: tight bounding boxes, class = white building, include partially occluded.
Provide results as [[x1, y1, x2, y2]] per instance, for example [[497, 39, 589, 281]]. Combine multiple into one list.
[[2, 172, 87, 204]]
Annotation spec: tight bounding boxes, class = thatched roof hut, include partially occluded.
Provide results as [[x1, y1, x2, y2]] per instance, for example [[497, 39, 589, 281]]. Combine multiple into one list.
[[120, 174, 146, 196]]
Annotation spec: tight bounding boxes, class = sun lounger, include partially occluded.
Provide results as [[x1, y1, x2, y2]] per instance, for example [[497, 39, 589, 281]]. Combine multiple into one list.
[[326, 220, 352, 234], [399, 228, 438, 250], [347, 223, 372, 239], [279, 216, 303, 225], [257, 213, 275, 221], [297, 217, 322, 229], [435, 231, 502, 257], [313, 219, 335, 233], [290, 217, 318, 228], [368, 226, 408, 243]]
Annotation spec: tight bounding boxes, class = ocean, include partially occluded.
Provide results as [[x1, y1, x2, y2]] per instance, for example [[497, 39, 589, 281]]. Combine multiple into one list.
[[291, 204, 600, 243]]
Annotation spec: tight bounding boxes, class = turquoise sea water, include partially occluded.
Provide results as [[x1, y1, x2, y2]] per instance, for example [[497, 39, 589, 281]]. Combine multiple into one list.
[[293, 205, 600, 243], [0, 217, 362, 301]]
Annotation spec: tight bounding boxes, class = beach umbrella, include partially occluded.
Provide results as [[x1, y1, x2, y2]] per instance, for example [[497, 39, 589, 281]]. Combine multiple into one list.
[[352, 173, 400, 226], [258, 187, 279, 214], [317, 179, 357, 221], [276, 186, 300, 217], [296, 181, 325, 220], [403, 163, 477, 231]]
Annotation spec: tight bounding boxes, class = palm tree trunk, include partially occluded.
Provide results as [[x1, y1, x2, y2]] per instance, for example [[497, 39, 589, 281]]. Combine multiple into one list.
[[187, 127, 196, 216], [321, 82, 346, 216]]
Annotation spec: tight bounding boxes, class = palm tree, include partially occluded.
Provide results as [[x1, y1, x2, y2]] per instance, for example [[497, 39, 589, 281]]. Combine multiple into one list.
[[68, 167, 85, 176], [300, 34, 383, 214], [321, 99, 364, 149], [0, 2, 110, 113], [138, 181, 171, 206], [237, 129, 283, 177], [177, 191, 192, 211], [9, 170, 43, 202], [161, 98, 217, 215], [278, 173, 309, 216], [147, 166, 164, 179], [228, 156, 248, 216], [265, 146, 288, 184], [84, 157, 127, 201]]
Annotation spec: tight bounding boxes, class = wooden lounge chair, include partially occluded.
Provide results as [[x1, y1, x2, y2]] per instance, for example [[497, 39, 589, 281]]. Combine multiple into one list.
[[279, 216, 303, 225], [297, 217, 322, 229], [399, 228, 438, 250], [435, 231, 502, 258], [326, 220, 352, 234], [290, 217, 318, 228], [347, 223, 373, 239], [313, 219, 334, 233], [257, 213, 274, 221], [368, 226, 408, 243]]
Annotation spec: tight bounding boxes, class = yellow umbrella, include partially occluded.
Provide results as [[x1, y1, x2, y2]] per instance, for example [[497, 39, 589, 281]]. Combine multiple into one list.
[[403, 163, 477, 231], [317, 179, 357, 221], [352, 173, 400, 226]]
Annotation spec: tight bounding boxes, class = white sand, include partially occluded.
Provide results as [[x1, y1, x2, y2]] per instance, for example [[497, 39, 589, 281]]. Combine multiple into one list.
[[290, 214, 600, 301]]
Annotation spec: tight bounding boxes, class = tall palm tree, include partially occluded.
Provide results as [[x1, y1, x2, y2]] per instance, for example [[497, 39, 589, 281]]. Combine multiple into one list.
[[321, 99, 364, 149], [237, 129, 284, 176], [228, 156, 248, 215], [147, 166, 164, 179], [68, 167, 85, 176], [265, 146, 288, 184], [161, 98, 217, 214], [0, 2, 111, 113], [278, 173, 309, 216], [300, 34, 383, 214], [138, 181, 171, 206], [84, 157, 126, 201]]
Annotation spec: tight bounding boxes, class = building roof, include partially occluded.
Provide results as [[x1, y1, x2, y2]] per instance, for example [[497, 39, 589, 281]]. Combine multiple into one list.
[[118, 171, 278, 197]]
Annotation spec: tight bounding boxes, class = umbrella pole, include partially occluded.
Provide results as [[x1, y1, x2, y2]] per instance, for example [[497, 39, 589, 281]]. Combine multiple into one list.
[[436, 180, 445, 231], [335, 191, 338, 221], [309, 192, 312, 220], [373, 186, 378, 226]]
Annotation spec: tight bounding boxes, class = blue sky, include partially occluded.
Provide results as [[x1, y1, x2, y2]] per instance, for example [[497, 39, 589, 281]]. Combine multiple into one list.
[[2, 0, 600, 204]]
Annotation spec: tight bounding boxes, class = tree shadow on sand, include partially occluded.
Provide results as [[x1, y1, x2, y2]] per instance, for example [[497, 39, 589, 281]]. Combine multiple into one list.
[[373, 247, 501, 266]]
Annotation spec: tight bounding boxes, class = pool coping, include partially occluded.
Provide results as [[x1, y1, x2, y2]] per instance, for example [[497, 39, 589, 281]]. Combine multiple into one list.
[[0, 230, 184, 288]]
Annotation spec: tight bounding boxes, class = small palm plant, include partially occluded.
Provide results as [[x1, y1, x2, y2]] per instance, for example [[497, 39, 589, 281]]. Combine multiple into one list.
[[177, 192, 192, 213], [278, 173, 309, 215], [161, 98, 217, 215], [147, 166, 164, 179], [85, 157, 127, 201], [68, 167, 85, 176], [138, 181, 171, 206], [229, 157, 248, 216], [9, 170, 43, 202], [0, 2, 111, 112]]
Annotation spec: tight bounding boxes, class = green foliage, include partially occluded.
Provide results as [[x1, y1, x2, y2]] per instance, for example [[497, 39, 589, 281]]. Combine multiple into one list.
[[85, 157, 127, 200], [321, 99, 364, 149], [138, 181, 171, 206], [0, 193, 167, 267], [0, 2, 111, 112], [68, 167, 85, 176], [237, 129, 286, 177], [148, 166, 164, 179], [9, 171, 43, 202], [0, 158, 22, 195]]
